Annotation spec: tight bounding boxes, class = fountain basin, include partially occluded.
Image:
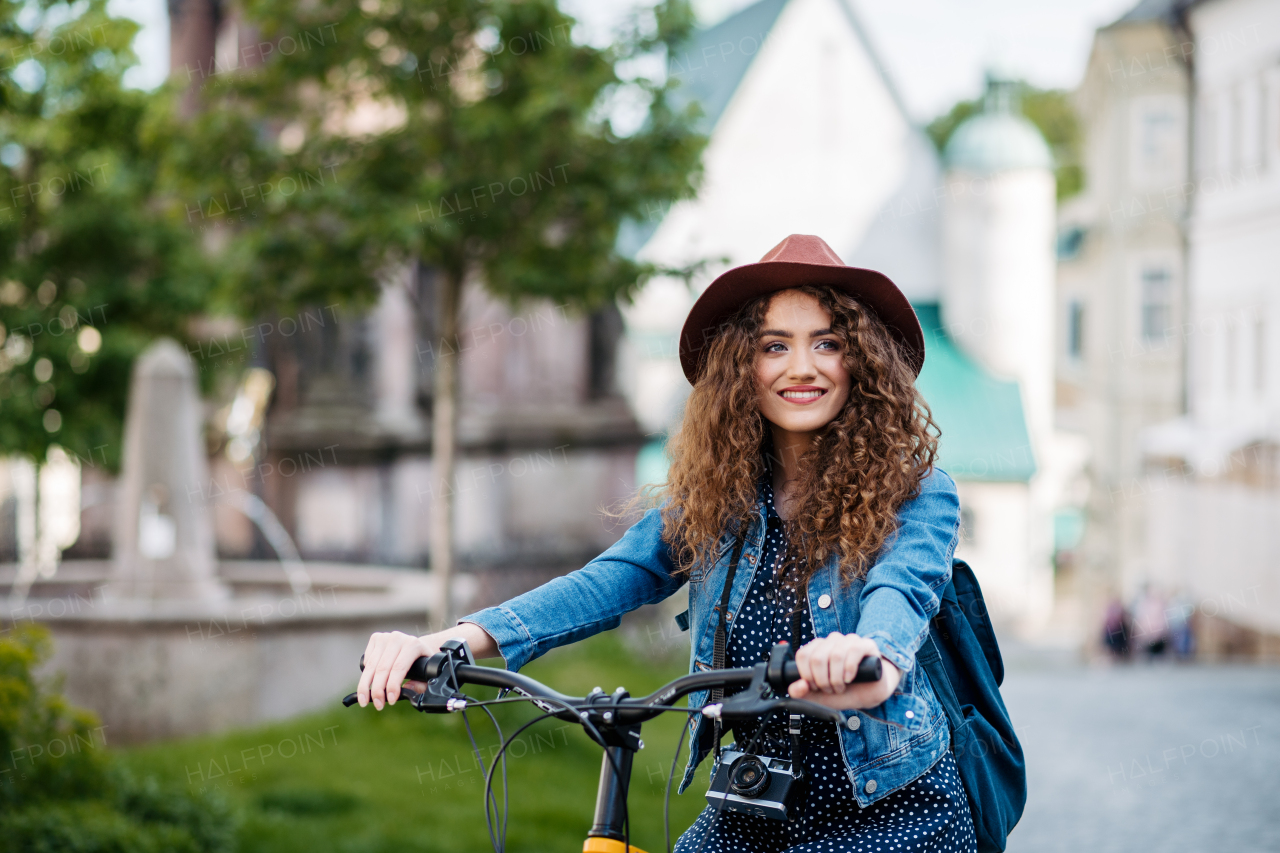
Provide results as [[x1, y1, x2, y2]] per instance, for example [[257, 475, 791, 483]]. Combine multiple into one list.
[[2, 560, 449, 743]]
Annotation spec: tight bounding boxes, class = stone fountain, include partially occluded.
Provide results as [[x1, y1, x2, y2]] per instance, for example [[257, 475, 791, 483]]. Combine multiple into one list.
[[1, 340, 435, 742]]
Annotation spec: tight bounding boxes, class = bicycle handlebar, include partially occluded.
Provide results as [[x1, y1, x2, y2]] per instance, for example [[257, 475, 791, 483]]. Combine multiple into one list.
[[344, 640, 881, 729]]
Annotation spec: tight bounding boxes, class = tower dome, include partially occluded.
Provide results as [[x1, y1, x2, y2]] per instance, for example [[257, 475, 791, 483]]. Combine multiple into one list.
[[944, 75, 1052, 173]]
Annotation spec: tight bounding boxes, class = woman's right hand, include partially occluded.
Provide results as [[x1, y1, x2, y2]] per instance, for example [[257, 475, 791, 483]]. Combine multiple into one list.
[[356, 622, 498, 710]]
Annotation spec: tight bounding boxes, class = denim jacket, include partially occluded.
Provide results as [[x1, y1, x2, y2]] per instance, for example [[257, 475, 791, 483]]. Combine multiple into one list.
[[461, 467, 962, 807]]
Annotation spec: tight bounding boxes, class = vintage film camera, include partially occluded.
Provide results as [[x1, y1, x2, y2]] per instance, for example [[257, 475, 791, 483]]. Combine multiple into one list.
[[706, 748, 804, 821], [702, 644, 881, 821]]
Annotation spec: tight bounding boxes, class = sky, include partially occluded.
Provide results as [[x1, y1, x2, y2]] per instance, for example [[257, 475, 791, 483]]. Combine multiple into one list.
[[119, 0, 1139, 121]]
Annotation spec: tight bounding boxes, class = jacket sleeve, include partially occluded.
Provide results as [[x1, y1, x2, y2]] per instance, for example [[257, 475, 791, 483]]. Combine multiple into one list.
[[458, 506, 684, 671], [855, 467, 961, 674]]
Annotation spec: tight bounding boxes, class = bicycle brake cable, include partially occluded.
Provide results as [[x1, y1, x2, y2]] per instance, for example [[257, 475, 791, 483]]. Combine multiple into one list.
[[664, 716, 691, 853], [478, 704, 509, 851], [480, 694, 633, 853], [483, 710, 557, 853], [462, 707, 504, 853]]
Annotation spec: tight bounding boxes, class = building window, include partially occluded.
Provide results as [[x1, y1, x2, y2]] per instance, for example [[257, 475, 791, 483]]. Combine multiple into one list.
[[959, 506, 976, 545], [1067, 300, 1085, 361], [1131, 95, 1185, 187], [1225, 319, 1238, 395], [1198, 96, 1216, 176], [1056, 226, 1085, 261], [1141, 267, 1174, 342], [1256, 315, 1267, 395]]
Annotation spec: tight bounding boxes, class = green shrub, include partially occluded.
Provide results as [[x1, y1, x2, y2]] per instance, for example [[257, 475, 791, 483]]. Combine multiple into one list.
[[256, 787, 361, 816], [0, 624, 108, 810], [0, 625, 236, 853]]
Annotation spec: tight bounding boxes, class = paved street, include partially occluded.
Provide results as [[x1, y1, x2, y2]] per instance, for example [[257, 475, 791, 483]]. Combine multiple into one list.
[[1001, 658, 1280, 853]]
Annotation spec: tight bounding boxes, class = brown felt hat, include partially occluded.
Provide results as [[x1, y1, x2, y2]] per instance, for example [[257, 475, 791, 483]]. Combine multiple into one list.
[[678, 234, 925, 384]]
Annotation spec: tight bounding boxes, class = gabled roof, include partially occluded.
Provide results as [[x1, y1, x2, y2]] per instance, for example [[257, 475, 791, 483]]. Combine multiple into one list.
[[667, 0, 791, 133], [620, 0, 924, 260], [1112, 0, 1195, 26], [618, 0, 792, 258], [666, 0, 914, 134], [913, 304, 1036, 482]]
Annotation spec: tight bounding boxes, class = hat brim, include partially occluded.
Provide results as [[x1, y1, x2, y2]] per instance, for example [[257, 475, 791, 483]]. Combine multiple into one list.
[[678, 261, 926, 383]]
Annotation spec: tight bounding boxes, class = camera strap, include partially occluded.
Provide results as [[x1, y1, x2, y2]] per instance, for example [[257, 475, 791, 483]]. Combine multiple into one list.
[[788, 583, 807, 781], [710, 526, 747, 757], [708, 518, 811, 777]]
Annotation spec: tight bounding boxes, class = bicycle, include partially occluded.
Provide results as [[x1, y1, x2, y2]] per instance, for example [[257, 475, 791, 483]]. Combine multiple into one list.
[[343, 638, 881, 853]]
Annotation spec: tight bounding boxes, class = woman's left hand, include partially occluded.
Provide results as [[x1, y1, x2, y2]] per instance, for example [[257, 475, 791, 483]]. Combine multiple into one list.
[[788, 632, 901, 710]]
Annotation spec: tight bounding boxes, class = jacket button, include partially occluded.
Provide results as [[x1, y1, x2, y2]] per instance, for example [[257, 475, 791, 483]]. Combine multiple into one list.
[[846, 715, 861, 731], [817, 594, 832, 609], [864, 779, 877, 794], [746, 554, 755, 565]]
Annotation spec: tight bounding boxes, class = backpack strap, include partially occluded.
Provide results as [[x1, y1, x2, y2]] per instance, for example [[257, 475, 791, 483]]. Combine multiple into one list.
[[917, 595, 965, 735]]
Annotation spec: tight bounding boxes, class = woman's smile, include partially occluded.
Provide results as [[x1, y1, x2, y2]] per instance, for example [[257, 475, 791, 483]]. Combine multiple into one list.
[[779, 385, 828, 403]]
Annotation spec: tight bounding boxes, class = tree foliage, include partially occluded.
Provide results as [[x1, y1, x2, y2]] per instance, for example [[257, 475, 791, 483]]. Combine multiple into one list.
[[0, 0, 213, 470], [162, 0, 707, 315], [926, 82, 1083, 200]]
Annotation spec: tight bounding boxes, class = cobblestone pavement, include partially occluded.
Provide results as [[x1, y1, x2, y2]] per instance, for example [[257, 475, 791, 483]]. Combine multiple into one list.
[[1001, 660, 1280, 853]]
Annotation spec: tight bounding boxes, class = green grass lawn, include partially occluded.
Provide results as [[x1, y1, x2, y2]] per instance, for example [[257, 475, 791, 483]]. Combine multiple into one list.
[[118, 632, 710, 853]]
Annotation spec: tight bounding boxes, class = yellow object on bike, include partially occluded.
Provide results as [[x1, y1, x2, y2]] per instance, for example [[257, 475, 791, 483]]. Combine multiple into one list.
[[582, 838, 650, 853]]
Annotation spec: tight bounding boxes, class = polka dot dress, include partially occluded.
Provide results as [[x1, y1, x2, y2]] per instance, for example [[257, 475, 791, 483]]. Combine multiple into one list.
[[675, 479, 977, 853]]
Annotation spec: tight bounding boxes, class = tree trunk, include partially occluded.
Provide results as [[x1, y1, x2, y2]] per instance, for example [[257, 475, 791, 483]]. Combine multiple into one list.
[[429, 271, 462, 627]]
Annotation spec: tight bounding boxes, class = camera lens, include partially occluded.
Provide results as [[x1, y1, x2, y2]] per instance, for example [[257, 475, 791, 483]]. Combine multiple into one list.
[[728, 755, 771, 798]]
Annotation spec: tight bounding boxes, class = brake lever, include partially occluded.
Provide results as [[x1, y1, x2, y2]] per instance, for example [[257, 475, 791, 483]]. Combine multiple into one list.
[[704, 660, 844, 726], [341, 686, 424, 708], [417, 639, 475, 713]]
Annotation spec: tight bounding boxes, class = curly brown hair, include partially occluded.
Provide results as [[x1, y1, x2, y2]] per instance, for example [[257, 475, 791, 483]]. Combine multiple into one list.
[[658, 285, 939, 584]]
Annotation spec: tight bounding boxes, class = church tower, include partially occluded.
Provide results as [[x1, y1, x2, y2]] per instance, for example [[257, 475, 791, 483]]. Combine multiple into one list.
[[941, 73, 1059, 624], [942, 74, 1057, 453]]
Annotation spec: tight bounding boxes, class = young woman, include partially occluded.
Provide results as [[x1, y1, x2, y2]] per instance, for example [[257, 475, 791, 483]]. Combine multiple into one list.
[[358, 235, 974, 852]]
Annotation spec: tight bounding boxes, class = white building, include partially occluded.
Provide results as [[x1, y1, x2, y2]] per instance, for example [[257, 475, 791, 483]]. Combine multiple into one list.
[[1056, 0, 1191, 612], [1138, 0, 1280, 655], [627, 0, 1081, 629]]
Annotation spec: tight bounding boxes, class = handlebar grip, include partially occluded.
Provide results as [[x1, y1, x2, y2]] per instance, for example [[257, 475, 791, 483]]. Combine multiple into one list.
[[405, 656, 431, 683], [781, 655, 881, 685], [357, 654, 434, 683]]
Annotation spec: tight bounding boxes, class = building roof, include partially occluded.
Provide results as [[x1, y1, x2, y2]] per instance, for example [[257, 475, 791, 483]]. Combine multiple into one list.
[[666, 0, 914, 134], [1113, 0, 1190, 25], [617, 0, 792, 258], [667, 0, 791, 134], [913, 303, 1036, 482], [943, 75, 1052, 173], [944, 112, 1052, 173]]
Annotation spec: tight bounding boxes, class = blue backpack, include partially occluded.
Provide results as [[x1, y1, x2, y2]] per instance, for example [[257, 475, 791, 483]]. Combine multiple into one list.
[[917, 558, 1027, 852]]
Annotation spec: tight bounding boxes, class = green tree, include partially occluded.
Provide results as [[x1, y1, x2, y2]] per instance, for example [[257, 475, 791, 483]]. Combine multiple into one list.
[[165, 0, 706, 617], [0, 0, 213, 472], [926, 82, 1083, 200]]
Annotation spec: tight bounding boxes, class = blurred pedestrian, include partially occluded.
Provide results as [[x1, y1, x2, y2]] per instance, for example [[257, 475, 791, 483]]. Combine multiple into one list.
[[1167, 588, 1195, 660], [1101, 598, 1130, 659], [1131, 583, 1170, 659]]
